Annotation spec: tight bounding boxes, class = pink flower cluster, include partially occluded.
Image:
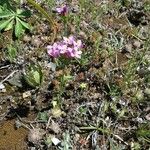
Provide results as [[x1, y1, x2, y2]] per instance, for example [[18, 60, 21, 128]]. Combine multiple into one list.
[[47, 36, 82, 59]]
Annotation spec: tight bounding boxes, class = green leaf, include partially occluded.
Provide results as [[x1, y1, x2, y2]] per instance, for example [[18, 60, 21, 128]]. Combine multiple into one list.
[[16, 9, 23, 14], [37, 112, 48, 122], [8, 46, 17, 59], [0, 0, 10, 6], [24, 75, 38, 87], [15, 17, 23, 37], [7, 72, 23, 88], [0, 17, 13, 30], [0, 11, 14, 18], [0, 6, 2, 13], [33, 71, 41, 84], [17, 18, 30, 29], [18, 9, 31, 17], [4, 19, 14, 31], [23, 64, 43, 88]]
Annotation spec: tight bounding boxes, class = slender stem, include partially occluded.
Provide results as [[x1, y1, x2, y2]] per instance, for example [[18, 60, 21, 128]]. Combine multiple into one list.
[[80, 126, 97, 130], [80, 126, 109, 134], [26, 0, 57, 42]]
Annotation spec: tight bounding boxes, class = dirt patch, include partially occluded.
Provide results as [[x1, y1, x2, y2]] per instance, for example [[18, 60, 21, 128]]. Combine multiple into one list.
[[0, 120, 28, 150]]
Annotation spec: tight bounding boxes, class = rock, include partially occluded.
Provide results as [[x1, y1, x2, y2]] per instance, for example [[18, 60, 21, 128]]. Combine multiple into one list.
[[51, 137, 61, 145], [133, 40, 141, 48], [0, 83, 5, 90], [31, 36, 42, 47], [23, 35, 31, 42], [124, 43, 132, 53], [47, 62, 56, 71], [28, 128, 44, 144], [50, 121, 61, 134], [144, 88, 150, 96], [0, 83, 6, 92], [23, 91, 31, 99], [145, 113, 150, 121]]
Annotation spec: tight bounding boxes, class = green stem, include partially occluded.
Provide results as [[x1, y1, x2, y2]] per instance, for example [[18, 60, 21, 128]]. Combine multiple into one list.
[[80, 126, 109, 134], [26, 0, 54, 25], [26, 0, 57, 42]]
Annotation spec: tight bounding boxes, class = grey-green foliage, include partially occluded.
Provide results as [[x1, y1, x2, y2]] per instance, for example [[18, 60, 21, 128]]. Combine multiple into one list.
[[23, 64, 43, 88], [109, 138, 126, 150], [59, 131, 72, 150], [0, 1, 31, 37], [6, 44, 17, 62]]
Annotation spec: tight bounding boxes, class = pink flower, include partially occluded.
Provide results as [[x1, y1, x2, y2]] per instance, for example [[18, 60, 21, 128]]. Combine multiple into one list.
[[47, 36, 83, 59], [56, 5, 68, 16], [63, 36, 75, 45], [47, 43, 60, 58], [66, 48, 82, 58]]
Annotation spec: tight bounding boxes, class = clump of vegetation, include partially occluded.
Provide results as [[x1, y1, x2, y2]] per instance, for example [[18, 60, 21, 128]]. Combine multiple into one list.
[[0, 1, 31, 37]]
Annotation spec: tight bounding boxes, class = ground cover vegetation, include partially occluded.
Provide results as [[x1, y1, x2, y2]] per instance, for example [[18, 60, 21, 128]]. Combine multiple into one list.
[[0, 0, 150, 149]]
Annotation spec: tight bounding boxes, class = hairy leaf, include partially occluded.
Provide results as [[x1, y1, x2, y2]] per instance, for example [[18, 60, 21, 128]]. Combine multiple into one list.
[[15, 17, 23, 37], [0, 17, 13, 30], [17, 18, 30, 29], [4, 19, 14, 31], [0, 11, 14, 18]]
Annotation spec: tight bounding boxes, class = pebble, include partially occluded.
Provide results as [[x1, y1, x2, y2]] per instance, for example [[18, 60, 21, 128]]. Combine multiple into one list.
[[23, 91, 31, 98], [51, 137, 61, 145], [124, 43, 132, 53], [0, 83, 5, 90], [133, 40, 141, 48], [144, 88, 150, 96], [145, 113, 150, 121], [31, 36, 42, 47], [23, 35, 31, 42]]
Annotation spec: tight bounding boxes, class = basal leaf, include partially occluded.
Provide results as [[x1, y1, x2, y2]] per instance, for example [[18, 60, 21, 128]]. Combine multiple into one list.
[[15, 17, 23, 37], [4, 19, 13, 31], [33, 71, 41, 85], [17, 18, 30, 29], [0, 11, 14, 18], [18, 10, 31, 17], [0, 6, 2, 13], [16, 9, 23, 15], [0, 17, 13, 30], [24, 76, 37, 87]]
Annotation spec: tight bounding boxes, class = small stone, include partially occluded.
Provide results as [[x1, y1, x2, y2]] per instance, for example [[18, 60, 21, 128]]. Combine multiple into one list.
[[0, 83, 5, 90], [79, 31, 87, 39], [136, 117, 143, 123], [144, 88, 150, 96], [51, 137, 61, 145], [47, 62, 56, 71], [23, 35, 31, 42], [74, 134, 80, 143], [31, 36, 42, 47], [51, 107, 63, 118], [133, 40, 141, 48], [50, 121, 61, 134], [145, 113, 150, 121], [0, 83, 6, 92], [28, 128, 44, 144], [23, 91, 31, 98], [124, 43, 132, 53]]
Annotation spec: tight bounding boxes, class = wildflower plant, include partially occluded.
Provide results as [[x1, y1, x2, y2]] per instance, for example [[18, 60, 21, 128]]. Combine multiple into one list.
[[47, 36, 83, 107], [0, 2, 31, 38], [55, 4, 69, 35]]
